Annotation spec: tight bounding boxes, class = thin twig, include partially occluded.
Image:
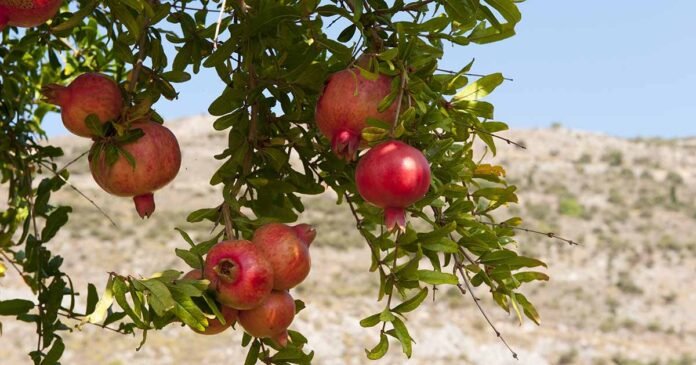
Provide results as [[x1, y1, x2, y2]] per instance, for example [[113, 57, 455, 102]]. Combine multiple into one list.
[[437, 68, 514, 82], [213, 0, 228, 50], [59, 150, 88, 171], [57, 311, 126, 335], [455, 260, 518, 360], [390, 66, 408, 137], [482, 221, 581, 246], [470, 126, 526, 150], [127, 15, 150, 95], [0, 251, 34, 288], [38, 161, 118, 228]]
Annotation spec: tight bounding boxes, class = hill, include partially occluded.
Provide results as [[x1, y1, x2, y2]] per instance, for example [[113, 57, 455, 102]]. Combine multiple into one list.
[[1, 117, 694, 365]]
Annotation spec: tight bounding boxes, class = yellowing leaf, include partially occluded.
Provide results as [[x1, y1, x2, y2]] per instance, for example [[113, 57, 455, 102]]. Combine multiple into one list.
[[474, 164, 506, 177]]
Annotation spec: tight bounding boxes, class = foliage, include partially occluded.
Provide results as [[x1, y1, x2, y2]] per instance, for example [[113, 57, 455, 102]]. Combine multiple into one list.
[[0, 0, 551, 364]]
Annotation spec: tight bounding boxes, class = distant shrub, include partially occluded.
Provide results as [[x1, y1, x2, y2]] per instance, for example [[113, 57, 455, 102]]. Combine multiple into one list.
[[576, 153, 592, 164], [601, 149, 623, 166], [558, 197, 585, 218]]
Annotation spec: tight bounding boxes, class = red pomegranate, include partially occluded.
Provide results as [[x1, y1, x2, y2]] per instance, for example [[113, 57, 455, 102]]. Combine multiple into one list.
[[238, 290, 295, 346], [182, 270, 238, 335], [42, 73, 123, 138], [355, 140, 431, 231], [203, 240, 274, 310], [89, 120, 181, 218], [0, 0, 62, 30], [315, 68, 397, 160], [252, 223, 314, 290]]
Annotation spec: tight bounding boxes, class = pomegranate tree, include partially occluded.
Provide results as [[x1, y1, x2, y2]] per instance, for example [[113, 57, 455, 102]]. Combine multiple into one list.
[[0, 0, 62, 30], [203, 240, 274, 310], [315, 68, 397, 160], [42, 72, 124, 138], [238, 290, 296, 347], [355, 140, 432, 231], [252, 223, 314, 290], [89, 120, 181, 218]]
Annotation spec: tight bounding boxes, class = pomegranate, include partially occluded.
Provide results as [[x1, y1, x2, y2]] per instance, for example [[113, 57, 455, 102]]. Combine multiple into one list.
[[89, 120, 181, 218], [252, 223, 314, 290], [42, 73, 123, 138], [182, 270, 238, 335], [355, 140, 431, 231], [203, 240, 274, 310], [315, 68, 397, 160], [0, 0, 62, 30], [238, 290, 295, 346]]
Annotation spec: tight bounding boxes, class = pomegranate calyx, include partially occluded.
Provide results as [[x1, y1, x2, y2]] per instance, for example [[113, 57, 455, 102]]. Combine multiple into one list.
[[384, 207, 407, 232], [133, 193, 155, 219], [214, 259, 240, 283], [291, 224, 316, 246], [331, 129, 360, 161]]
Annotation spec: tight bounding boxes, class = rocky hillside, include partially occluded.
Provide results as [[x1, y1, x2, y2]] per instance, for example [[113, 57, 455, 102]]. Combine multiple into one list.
[[1, 117, 694, 365]]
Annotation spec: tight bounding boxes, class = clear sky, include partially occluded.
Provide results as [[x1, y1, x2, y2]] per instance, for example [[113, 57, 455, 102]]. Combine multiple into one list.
[[42, 2, 696, 138]]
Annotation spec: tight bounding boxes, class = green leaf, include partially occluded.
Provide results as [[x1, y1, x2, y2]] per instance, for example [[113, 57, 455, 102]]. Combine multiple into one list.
[[0, 299, 34, 316], [84, 276, 115, 325], [392, 317, 413, 358], [452, 73, 504, 102], [41, 339, 65, 365], [514, 293, 541, 325], [176, 248, 202, 269], [85, 284, 98, 315], [359, 313, 381, 328], [245, 340, 261, 365], [393, 287, 428, 314], [365, 333, 389, 360], [417, 270, 458, 285]]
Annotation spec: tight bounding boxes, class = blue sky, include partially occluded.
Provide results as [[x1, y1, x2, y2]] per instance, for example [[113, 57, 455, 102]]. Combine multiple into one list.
[[43, 2, 696, 138]]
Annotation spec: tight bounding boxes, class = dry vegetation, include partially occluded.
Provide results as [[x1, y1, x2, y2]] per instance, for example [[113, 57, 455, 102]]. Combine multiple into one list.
[[1, 117, 694, 365]]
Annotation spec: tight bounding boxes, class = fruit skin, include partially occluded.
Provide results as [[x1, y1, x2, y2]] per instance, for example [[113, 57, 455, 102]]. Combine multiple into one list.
[[42, 73, 123, 138], [203, 240, 274, 310], [315, 68, 397, 160], [355, 140, 431, 231], [181, 270, 238, 335], [238, 290, 295, 346], [0, 0, 62, 30], [252, 223, 314, 290], [89, 120, 181, 218]]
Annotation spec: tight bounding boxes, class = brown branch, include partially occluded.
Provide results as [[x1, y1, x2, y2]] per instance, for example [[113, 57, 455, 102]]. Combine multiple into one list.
[[0, 251, 34, 288], [221, 202, 235, 240]]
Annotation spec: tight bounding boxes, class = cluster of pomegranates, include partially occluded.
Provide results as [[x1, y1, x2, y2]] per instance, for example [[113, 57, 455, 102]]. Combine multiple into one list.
[[42, 72, 181, 218], [0, 0, 62, 30], [182, 223, 315, 345], [315, 67, 432, 231]]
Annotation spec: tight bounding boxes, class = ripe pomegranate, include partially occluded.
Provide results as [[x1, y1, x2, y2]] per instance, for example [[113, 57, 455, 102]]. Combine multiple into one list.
[[89, 120, 181, 218], [203, 240, 274, 310], [182, 270, 238, 335], [42, 73, 123, 138], [315, 68, 397, 160], [252, 223, 315, 290], [355, 140, 431, 231], [238, 290, 295, 347], [0, 0, 62, 30]]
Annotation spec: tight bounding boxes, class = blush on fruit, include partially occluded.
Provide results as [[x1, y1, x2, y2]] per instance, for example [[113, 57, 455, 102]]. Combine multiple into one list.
[[89, 120, 181, 218], [252, 223, 314, 290], [315, 68, 397, 160], [181, 270, 238, 335], [42, 72, 123, 138], [0, 0, 62, 30], [238, 290, 295, 347], [203, 240, 274, 310], [355, 140, 431, 231]]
